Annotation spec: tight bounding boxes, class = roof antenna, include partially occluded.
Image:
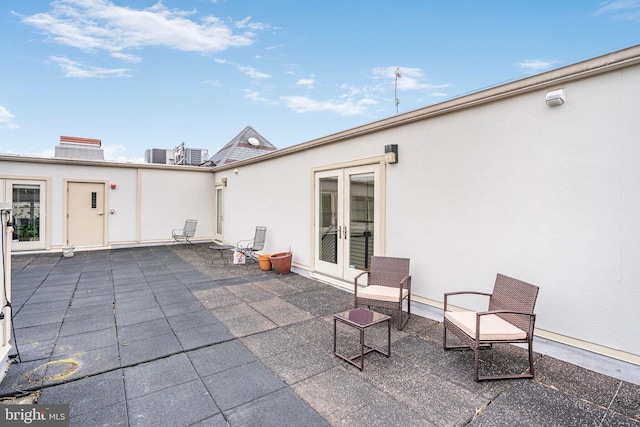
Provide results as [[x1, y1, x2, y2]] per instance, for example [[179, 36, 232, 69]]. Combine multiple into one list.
[[395, 67, 402, 114]]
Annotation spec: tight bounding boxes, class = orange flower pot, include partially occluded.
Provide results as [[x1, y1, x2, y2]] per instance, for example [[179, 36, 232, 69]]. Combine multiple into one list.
[[258, 254, 272, 271]]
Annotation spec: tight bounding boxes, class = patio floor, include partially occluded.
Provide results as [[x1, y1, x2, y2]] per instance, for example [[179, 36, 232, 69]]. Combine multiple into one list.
[[0, 244, 638, 426]]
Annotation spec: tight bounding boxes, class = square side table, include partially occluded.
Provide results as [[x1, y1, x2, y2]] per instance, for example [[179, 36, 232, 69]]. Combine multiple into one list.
[[333, 308, 390, 371]]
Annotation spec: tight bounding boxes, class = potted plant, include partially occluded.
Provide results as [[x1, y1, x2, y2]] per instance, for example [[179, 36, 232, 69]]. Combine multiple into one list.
[[20, 221, 39, 241]]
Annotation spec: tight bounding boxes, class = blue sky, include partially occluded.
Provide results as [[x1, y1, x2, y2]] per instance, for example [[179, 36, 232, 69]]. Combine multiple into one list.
[[1, 0, 639, 163]]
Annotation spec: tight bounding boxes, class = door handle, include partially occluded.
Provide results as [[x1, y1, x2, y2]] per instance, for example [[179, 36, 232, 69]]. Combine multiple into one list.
[[98, 213, 104, 216], [344, 227, 348, 240]]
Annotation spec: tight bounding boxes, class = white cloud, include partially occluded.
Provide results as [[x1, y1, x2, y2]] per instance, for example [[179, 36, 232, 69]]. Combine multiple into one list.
[[371, 66, 451, 91], [110, 52, 142, 63], [280, 96, 376, 116], [595, 0, 640, 14], [50, 56, 130, 78], [239, 65, 270, 80], [244, 90, 269, 102], [103, 144, 144, 163], [0, 105, 18, 129], [296, 78, 315, 88], [22, 0, 262, 61], [234, 16, 275, 31], [595, 0, 640, 22], [517, 59, 560, 74], [276, 65, 450, 117]]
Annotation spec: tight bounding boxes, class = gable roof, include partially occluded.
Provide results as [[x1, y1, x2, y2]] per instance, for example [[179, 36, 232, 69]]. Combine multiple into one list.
[[208, 126, 277, 166]]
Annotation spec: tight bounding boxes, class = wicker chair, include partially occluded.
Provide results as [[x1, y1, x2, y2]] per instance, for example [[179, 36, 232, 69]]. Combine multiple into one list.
[[443, 273, 539, 381], [172, 219, 198, 244], [236, 226, 267, 262], [354, 256, 411, 330]]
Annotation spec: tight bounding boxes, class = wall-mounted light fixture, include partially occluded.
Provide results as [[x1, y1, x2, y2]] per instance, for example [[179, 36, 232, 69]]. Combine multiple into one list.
[[110, 183, 117, 189], [233, 168, 239, 175], [546, 88, 565, 107], [221, 178, 227, 187], [385, 144, 398, 164]]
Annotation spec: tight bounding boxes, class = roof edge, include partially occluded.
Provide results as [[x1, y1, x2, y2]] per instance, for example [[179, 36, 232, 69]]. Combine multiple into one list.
[[0, 154, 214, 172]]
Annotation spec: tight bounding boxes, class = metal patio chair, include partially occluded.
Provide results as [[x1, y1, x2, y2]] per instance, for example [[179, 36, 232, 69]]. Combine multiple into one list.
[[443, 273, 540, 381], [354, 256, 411, 330], [236, 226, 267, 262], [172, 219, 198, 244]]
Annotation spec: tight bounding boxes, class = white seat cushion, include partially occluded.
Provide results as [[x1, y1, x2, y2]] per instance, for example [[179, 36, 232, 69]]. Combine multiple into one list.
[[358, 285, 408, 303], [445, 311, 526, 341]]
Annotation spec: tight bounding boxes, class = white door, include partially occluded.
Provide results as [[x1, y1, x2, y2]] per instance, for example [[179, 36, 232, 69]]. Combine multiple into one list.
[[67, 182, 106, 247], [6, 180, 46, 251], [314, 164, 380, 282]]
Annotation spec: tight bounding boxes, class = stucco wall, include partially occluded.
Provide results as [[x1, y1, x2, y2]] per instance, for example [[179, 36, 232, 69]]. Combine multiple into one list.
[[214, 141, 384, 265], [0, 161, 215, 247], [216, 63, 640, 359], [139, 168, 215, 242]]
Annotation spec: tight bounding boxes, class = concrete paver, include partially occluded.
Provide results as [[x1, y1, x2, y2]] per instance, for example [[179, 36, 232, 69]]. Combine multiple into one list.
[[0, 243, 638, 426]]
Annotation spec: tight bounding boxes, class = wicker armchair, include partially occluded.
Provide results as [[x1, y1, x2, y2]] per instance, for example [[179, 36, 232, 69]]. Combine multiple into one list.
[[354, 256, 411, 330], [443, 273, 539, 381]]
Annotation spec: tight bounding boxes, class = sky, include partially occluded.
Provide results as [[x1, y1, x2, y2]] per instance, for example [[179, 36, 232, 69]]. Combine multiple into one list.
[[0, 1, 639, 163]]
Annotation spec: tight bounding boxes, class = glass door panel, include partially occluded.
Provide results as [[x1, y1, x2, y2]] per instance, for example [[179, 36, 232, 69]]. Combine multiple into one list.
[[12, 184, 41, 243], [348, 172, 374, 271], [319, 176, 339, 264], [8, 181, 46, 251]]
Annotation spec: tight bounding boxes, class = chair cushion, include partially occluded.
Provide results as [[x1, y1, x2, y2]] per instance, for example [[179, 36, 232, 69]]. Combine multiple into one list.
[[445, 311, 527, 341], [358, 285, 408, 303]]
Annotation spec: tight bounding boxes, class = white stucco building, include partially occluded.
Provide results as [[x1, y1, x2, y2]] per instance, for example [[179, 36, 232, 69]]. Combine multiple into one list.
[[2, 44, 639, 382]]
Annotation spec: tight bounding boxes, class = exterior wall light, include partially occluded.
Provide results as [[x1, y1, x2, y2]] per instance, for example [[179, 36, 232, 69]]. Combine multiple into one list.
[[221, 178, 227, 187], [385, 144, 398, 164], [546, 89, 565, 107]]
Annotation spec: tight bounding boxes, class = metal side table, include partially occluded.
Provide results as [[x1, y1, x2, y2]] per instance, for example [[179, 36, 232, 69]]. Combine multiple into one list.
[[333, 307, 390, 371], [209, 244, 235, 265]]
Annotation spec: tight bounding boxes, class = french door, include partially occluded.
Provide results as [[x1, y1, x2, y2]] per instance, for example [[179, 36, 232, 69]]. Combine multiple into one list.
[[314, 164, 380, 282]]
